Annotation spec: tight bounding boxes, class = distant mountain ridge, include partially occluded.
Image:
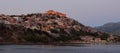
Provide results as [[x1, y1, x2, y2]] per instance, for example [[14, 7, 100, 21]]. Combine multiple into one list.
[[95, 22, 120, 35]]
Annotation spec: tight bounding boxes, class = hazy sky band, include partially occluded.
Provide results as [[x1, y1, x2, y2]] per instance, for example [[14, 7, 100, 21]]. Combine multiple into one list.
[[0, 0, 120, 27]]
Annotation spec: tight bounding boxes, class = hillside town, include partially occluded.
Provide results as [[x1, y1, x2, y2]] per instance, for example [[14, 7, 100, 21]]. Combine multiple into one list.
[[0, 10, 116, 44]]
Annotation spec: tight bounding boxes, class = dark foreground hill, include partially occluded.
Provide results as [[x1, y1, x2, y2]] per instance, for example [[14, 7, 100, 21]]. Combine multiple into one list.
[[0, 10, 118, 44]]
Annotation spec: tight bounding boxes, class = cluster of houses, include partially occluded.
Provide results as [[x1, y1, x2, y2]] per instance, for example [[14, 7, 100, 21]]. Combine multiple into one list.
[[69, 35, 114, 44], [0, 10, 115, 43], [0, 10, 82, 32]]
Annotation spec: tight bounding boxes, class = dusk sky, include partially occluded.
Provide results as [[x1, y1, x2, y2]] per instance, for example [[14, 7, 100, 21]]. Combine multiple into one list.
[[0, 0, 120, 27]]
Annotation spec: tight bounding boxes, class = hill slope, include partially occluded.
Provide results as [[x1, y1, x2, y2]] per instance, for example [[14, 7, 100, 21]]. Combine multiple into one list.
[[0, 10, 116, 44]]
